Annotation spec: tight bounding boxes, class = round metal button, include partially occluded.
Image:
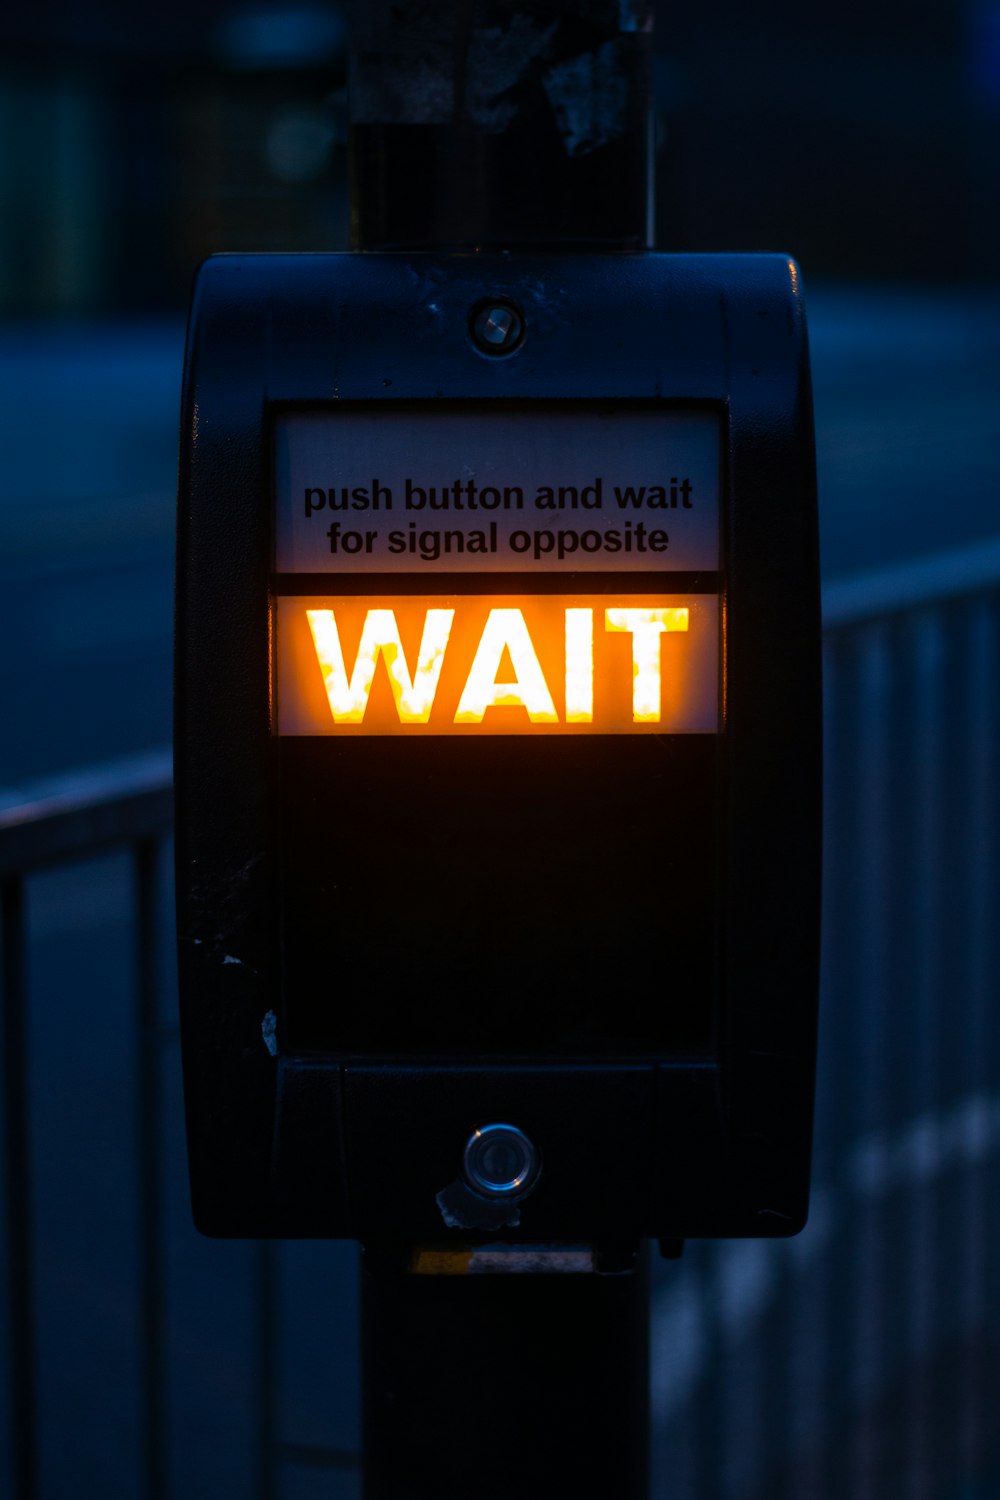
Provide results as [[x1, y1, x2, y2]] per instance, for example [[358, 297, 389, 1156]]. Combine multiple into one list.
[[462, 1123, 539, 1200], [469, 299, 525, 355]]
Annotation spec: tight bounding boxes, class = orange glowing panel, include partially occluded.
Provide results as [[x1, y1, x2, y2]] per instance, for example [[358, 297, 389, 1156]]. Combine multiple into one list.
[[564, 608, 594, 723], [605, 607, 691, 722], [306, 606, 454, 723], [454, 609, 559, 724], [276, 594, 718, 736]]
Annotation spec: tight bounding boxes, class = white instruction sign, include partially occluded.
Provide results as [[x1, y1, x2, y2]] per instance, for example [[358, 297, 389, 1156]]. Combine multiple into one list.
[[275, 408, 719, 574]]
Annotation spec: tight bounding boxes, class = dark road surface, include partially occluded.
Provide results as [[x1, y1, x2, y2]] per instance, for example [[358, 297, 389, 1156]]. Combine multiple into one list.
[[1, 280, 998, 783]]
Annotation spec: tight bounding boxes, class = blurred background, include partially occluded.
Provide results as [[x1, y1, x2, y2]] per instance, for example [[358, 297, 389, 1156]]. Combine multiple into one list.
[[3, 0, 1000, 781], [2, 2, 1000, 1497]]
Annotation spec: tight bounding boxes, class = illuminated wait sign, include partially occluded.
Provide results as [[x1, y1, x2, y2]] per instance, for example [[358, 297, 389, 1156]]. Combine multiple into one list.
[[273, 408, 720, 734], [275, 594, 718, 735]]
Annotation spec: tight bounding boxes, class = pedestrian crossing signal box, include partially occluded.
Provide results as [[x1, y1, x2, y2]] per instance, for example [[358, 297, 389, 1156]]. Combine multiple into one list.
[[176, 252, 820, 1243]]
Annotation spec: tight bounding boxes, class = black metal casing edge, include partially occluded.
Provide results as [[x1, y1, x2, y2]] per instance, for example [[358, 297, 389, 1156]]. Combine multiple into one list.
[[175, 252, 820, 1241]]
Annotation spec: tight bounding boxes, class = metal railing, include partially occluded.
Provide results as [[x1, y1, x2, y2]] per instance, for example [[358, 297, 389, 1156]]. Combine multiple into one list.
[[1, 752, 172, 1500], [652, 541, 1000, 1499], [4, 541, 1000, 1498]]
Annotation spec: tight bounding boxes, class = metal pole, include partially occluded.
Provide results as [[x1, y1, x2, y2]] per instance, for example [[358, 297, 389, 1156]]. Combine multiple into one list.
[[361, 1247, 650, 1500], [349, 0, 653, 253], [349, 4, 654, 1496]]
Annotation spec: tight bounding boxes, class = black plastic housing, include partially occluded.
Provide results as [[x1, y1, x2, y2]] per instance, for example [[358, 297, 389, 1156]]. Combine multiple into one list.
[[175, 252, 820, 1241]]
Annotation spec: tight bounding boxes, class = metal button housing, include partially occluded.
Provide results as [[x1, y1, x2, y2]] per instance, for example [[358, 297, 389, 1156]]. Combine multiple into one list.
[[462, 1123, 540, 1200]]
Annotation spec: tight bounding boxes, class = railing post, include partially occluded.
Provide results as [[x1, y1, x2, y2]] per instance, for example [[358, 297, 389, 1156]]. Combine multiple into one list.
[[135, 837, 166, 1500], [2, 875, 37, 1500]]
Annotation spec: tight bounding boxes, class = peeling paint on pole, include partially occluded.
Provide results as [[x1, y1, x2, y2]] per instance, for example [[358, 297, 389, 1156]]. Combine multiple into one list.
[[350, 5, 455, 125], [466, 18, 558, 132], [543, 37, 630, 156]]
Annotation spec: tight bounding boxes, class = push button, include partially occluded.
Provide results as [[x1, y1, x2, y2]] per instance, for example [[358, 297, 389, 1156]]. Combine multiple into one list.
[[462, 1123, 540, 1200]]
